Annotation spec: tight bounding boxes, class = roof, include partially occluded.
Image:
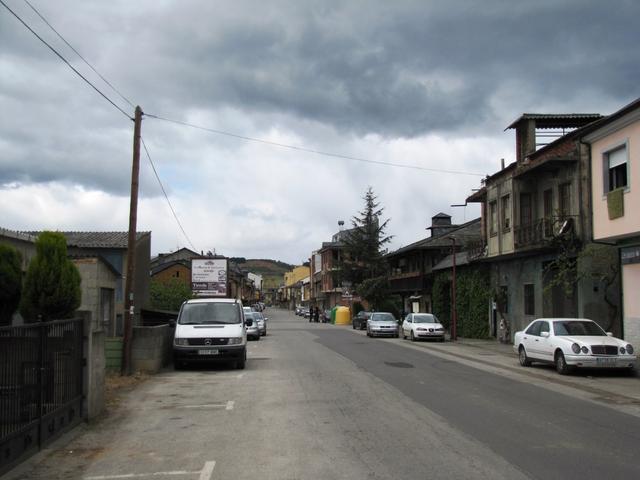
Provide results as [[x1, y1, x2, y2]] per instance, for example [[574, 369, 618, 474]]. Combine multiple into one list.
[[432, 212, 451, 219], [386, 218, 481, 258], [0, 227, 38, 243], [24, 231, 150, 249], [581, 96, 640, 142], [432, 251, 471, 271], [150, 259, 191, 276], [505, 113, 603, 130]]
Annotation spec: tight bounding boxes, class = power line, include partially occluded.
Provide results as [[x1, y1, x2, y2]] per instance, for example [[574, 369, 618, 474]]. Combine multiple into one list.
[[140, 136, 198, 252], [0, 0, 133, 121], [144, 113, 486, 177], [22, 0, 135, 109]]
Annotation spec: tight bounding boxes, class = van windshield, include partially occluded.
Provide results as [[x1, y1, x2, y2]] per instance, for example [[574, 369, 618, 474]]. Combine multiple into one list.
[[178, 302, 240, 325]]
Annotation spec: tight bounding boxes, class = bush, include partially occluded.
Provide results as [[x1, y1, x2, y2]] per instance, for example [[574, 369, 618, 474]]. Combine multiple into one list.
[[0, 243, 23, 325], [20, 231, 81, 322], [150, 278, 192, 311], [432, 273, 451, 329], [455, 268, 491, 339]]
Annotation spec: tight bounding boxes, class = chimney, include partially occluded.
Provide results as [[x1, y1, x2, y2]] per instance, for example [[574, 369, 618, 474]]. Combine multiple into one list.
[[501, 158, 505, 170], [428, 213, 452, 237], [338, 220, 344, 231]]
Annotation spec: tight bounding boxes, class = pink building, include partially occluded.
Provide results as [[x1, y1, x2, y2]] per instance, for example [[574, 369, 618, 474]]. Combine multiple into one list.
[[584, 98, 640, 347]]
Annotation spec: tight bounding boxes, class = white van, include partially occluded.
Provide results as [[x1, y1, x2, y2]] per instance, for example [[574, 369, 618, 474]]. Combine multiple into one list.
[[173, 297, 248, 369]]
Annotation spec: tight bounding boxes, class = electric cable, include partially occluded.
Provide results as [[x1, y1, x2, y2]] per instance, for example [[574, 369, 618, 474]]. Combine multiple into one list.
[[22, 0, 135, 109], [145, 113, 486, 177], [140, 136, 198, 252], [0, 0, 133, 121]]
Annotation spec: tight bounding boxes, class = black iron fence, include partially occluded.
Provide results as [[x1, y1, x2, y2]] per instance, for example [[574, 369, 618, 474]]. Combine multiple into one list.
[[0, 319, 84, 475]]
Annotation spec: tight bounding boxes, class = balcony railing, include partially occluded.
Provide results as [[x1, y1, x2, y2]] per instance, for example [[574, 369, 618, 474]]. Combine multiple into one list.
[[514, 216, 576, 249]]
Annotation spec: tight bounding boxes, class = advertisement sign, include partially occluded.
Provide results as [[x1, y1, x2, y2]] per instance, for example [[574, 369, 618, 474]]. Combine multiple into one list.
[[191, 258, 228, 297]]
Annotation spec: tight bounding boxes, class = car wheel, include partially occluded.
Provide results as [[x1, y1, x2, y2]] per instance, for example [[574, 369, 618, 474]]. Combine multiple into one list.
[[555, 351, 571, 375], [352, 322, 356, 329], [518, 346, 532, 367], [410, 331, 416, 342], [236, 352, 246, 370]]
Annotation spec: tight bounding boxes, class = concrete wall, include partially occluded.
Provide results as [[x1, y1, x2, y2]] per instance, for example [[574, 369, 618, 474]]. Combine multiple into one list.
[[81, 311, 105, 421], [590, 121, 640, 241], [131, 325, 173, 374]]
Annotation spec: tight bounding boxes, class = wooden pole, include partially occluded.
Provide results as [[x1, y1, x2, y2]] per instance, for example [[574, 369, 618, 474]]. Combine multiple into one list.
[[122, 106, 142, 375]]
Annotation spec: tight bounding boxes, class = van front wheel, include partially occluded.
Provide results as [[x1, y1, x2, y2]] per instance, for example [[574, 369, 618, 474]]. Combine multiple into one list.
[[236, 350, 247, 370]]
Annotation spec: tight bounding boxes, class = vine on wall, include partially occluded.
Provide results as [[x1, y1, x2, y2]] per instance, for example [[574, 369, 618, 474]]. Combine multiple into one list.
[[431, 267, 491, 338]]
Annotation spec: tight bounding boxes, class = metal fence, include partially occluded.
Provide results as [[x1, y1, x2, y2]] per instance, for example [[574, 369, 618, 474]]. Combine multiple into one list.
[[0, 319, 84, 475]]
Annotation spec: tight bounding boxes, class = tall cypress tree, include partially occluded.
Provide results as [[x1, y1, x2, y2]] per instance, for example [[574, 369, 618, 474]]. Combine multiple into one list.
[[20, 231, 81, 322], [341, 187, 392, 308], [0, 243, 23, 326]]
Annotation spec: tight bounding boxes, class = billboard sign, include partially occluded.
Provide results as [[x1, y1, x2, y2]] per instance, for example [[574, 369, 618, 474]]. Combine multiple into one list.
[[191, 258, 228, 297]]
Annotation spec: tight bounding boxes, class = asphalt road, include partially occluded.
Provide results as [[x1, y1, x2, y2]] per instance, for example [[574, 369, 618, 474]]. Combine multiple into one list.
[[5, 308, 640, 480]]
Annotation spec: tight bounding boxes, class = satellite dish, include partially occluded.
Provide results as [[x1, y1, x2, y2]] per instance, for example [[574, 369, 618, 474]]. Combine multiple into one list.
[[558, 218, 572, 235]]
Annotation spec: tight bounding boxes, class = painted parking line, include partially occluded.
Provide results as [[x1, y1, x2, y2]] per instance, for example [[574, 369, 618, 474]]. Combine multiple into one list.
[[84, 460, 216, 480], [178, 401, 234, 410]]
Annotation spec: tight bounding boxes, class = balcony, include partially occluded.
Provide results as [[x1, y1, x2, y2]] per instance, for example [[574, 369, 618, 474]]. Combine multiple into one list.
[[514, 216, 576, 249]]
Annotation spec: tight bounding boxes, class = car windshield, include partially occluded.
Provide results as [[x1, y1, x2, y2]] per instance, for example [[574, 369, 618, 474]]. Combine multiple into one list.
[[371, 313, 395, 322], [553, 320, 606, 336], [413, 314, 437, 323], [179, 302, 241, 325]]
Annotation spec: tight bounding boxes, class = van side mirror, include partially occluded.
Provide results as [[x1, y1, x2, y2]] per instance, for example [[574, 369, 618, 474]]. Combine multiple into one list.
[[169, 319, 176, 328], [245, 319, 253, 327]]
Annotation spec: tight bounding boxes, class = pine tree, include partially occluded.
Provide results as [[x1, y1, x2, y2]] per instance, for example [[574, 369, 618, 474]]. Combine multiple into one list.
[[20, 231, 81, 322], [341, 187, 392, 308], [0, 243, 23, 325]]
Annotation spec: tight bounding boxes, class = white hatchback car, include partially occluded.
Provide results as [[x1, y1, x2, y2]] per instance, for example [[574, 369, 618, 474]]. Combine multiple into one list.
[[402, 313, 445, 342], [514, 318, 637, 374]]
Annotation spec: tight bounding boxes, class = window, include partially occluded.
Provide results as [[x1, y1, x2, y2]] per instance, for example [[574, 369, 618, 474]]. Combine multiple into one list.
[[559, 183, 571, 218], [605, 146, 628, 193], [525, 320, 541, 336], [524, 283, 535, 316], [543, 189, 553, 236], [520, 193, 532, 226], [489, 201, 498, 235], [501, 195, 511, 230], [539, 321, 550, 335]]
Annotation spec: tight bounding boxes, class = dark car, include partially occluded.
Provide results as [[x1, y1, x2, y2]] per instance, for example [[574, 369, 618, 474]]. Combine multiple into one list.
[[352, 311, 371, 330]]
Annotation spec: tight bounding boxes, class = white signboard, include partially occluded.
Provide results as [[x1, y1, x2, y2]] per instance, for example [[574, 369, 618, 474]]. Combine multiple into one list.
[[191, 258, 228, 297]]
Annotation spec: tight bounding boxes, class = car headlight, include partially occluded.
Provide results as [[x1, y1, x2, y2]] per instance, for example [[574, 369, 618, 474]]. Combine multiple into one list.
[[571, 343, 581, 354], [625, 344, 634, 355], [228, 337, 243, 345], [174, 338, 188, 346], [581, 346, 589, 354]]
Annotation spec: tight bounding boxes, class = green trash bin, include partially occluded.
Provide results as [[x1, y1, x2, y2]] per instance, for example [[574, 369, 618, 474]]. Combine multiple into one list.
[[330, 306, 338, 324]]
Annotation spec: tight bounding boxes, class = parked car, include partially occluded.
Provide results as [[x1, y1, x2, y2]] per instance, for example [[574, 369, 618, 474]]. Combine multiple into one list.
[[323, 309, 331, 323], [244, 312, 261, 341], [402, 313, 445, 341], [366, 312, 399, 338], [302, 308, 311, 319], [352, 311, 371, 330], [514, 318, 637, 375], [255, 311, 268, 336], [295, 306, 303, 316], [173, 298, 247, 369]]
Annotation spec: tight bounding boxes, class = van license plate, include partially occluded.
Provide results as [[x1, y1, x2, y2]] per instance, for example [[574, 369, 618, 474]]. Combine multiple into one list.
[[199, 349, 218, 355]]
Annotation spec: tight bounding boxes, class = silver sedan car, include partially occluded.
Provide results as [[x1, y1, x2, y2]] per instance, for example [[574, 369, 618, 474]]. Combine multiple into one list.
[[244, 312, 261, 341], [366, 312, 399, 338]]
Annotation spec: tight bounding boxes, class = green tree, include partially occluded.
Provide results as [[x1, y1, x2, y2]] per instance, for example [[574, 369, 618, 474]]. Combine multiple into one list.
[[150, 278, 193, 311], [20, 231, 81, 322], [341, 187, 392, 307], [0, 243, 23, 326]]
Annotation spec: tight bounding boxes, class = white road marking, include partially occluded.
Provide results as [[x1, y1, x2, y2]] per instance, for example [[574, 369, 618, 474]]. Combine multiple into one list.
[[84, 470, 199, 479], [225, 400, 235, 410], [199, 461, 216, 480], [84, 461, 216, 480], [179, 403, 231, 409]]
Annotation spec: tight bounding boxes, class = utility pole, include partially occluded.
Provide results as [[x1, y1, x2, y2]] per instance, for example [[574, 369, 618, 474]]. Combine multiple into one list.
[[122, 105, 143, 375], [450, 236, 457, 342]]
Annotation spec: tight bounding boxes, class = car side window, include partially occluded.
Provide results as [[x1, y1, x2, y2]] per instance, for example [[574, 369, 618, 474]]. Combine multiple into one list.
[[539, 322, 550, 334], [525, 321, 542, 336]]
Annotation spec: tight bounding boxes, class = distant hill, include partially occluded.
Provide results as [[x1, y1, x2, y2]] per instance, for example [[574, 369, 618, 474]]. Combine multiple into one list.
[[230, 258, 295, 289]]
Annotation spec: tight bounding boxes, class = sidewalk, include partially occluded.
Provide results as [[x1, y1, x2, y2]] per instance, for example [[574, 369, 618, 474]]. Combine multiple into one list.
[[406, 335, 640, 410]]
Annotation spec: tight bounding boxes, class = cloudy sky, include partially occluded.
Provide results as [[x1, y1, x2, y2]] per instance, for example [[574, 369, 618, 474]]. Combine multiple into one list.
[[1, 0, 639, 264]]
